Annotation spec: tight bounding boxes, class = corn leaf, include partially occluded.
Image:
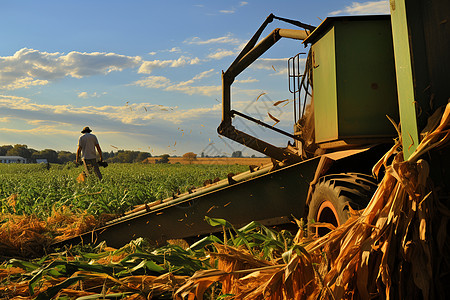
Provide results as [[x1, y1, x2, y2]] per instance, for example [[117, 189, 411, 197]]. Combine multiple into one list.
[[268, 112, 280, 126], [35, 275, 85, 300]]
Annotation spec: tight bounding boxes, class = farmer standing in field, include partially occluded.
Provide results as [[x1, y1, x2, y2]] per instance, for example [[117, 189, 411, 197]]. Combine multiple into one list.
[[76, 126, 103, 180]]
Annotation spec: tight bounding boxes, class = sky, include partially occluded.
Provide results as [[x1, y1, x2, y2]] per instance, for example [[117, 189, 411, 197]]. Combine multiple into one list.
[[0, 0, 390, 157]]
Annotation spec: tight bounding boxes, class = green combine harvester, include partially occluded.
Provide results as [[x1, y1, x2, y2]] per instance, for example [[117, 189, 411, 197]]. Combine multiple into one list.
[[56, 0, 449, 248]]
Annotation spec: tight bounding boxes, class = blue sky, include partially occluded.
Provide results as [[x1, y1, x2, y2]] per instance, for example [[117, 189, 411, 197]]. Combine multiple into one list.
[[0, 0, 389, 156]]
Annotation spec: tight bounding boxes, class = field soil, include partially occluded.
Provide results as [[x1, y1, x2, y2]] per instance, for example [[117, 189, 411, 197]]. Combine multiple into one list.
[[144, 157, 272, 166]]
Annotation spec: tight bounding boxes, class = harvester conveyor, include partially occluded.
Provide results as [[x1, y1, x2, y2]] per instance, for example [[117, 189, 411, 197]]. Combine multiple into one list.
[[54, 157, 321, 248]]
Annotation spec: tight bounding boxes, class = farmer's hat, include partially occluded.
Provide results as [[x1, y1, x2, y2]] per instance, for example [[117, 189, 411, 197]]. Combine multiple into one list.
[[81, 126, 92, 133]]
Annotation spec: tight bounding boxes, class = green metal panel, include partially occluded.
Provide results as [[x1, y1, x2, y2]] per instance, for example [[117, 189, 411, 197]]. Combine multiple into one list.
[[306, 16, 399, 147], [390, 0, 419, 159], [334, 19, 399, 138], [389, 0, 450, 159], [311, 27, 338, 143]]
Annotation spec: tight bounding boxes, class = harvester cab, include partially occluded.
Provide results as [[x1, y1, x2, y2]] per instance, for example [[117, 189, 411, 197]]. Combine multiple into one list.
[[219, 14, 400, 162]]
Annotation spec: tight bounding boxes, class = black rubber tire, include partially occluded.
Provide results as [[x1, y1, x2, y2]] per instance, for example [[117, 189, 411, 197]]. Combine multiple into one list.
[[307, 173, 378, 236]]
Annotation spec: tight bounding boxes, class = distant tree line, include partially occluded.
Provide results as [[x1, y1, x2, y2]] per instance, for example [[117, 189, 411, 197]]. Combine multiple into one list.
[[103, 150, 151, 163], [154, 154, 170, 164], [1, 144, 264, 164], [199, 150, 258, 158], [0, 144, 152, 164]]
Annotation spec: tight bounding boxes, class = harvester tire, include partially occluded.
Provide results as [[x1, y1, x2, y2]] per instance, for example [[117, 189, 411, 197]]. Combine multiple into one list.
[[308, 173, 378, 236]]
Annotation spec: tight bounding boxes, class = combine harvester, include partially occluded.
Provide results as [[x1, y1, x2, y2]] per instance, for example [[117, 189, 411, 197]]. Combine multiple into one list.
[[56, 0, 449, 248]]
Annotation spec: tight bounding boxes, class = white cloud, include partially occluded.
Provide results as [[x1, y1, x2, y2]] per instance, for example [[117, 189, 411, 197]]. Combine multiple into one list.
[[192, 69, 215, 80], [168, 47, 181, 53], [251, 58, 288, 75], [78, 92, 89, 99], [161, 104, 221, 124], [235, 77, 259, 84], [134, 76, 221, 97], [77, 91, 105, 99], [137, 60, 171, 73], [219, 1, 248, 14], [208, 49, 235, 60], [0, 48, 142, 90], [190, 57, 201, 65], [185, 34, 240, 45], [0, 76, 48, 90], [220, 9, 235, 14], [0, 93, 221, 134], [26, 119, 63, 126], [329, 1, 390, 16], [0, 123, 74, 136], [133, 76, 171, 89], [0, 94, 172, 126], [133, 69, 220, 97], [137, 56, 200, 74], [165, 84, 221, 97], [245, 57, 307, 77], [170, 56, 190, 68], [0, 94, 41, 110]]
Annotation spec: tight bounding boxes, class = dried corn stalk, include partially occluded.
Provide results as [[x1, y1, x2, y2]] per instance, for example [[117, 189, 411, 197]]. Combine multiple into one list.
[[175, 102, 450, 299], [304, 102, 450, 299]]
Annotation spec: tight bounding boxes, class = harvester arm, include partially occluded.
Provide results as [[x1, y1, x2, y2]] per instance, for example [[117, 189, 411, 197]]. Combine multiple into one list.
[[228, 14, 315, 75], [218, 122, 302, 163], [219, 15, 314, 163]]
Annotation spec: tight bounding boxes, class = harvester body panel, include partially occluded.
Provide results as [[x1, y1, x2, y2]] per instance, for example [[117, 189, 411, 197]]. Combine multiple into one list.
[[306, 16, 400, 147]]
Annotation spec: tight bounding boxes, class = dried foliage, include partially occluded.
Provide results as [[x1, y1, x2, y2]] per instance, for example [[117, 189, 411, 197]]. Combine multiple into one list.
[[0, 214, 48, 257], [0, 209, 105, 258]]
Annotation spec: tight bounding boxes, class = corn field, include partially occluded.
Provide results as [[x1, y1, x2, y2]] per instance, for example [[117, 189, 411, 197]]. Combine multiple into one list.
[[0, 163, 247, 218]]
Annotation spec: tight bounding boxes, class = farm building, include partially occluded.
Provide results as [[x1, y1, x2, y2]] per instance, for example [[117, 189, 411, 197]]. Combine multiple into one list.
[[0, 156, 26, 163]]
